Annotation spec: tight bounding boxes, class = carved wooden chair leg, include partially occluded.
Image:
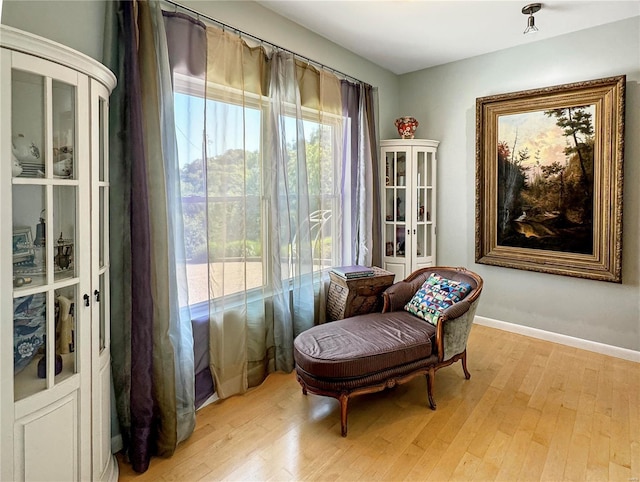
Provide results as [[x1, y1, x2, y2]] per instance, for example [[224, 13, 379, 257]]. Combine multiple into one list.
[[461, 350, 471, 380], [426, 367, 437, 410], [339, 393, 349, 436], [297, 375, 308, 395]]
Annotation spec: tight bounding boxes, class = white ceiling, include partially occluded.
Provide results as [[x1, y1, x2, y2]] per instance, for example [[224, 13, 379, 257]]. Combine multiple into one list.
[[258, 1, 640, 75]]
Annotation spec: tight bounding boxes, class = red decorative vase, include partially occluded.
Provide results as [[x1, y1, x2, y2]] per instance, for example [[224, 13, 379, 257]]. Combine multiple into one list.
[[395, 116, 419, 139]]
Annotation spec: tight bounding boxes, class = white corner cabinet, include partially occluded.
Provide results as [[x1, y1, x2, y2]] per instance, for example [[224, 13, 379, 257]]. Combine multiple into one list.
[[381, 139, 439, 280], [1, 26, 117, 481]]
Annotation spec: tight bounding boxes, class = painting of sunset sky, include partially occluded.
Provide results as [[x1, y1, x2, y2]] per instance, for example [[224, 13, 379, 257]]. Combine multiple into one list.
[[496, 104, 596, 255]]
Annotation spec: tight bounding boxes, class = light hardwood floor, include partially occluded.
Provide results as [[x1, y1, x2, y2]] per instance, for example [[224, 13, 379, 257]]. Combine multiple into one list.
[[117, 324, 640, 481]]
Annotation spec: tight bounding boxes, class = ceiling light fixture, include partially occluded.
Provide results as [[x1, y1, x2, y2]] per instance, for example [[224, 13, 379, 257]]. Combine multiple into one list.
[[522, 3, 542, 34]]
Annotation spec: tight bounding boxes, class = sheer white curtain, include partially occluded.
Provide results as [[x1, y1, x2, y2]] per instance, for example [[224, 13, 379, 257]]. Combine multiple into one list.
[[170, 18, 370, 400], [202, 30, 344, 395], [202, 27, 270, 397], [149, 2, 195, 445], [266, 51, 343, 371]]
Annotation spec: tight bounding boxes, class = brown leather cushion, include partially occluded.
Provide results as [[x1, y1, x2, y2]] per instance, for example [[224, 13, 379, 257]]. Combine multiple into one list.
[[294, 311, 435, 379]]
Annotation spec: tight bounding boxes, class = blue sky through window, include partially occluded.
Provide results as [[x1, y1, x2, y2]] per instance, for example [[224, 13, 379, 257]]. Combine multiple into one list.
[[175, 92, 329, 168], [174, 92, 262, 167]]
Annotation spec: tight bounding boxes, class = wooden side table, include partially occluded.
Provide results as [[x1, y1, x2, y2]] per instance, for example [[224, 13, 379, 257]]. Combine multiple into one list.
[[326, 266, 396, 321]]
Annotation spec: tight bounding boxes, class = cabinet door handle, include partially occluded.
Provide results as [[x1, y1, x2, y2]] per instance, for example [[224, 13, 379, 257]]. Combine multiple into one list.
[[413, 229, 416, 235], [407, 229, 410, 235], [83, 294, 90, 307], [94, 290, 100, 302]]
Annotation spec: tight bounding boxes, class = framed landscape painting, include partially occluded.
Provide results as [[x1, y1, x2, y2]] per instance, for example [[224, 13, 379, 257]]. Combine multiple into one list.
[[475, 76, 625, 282]]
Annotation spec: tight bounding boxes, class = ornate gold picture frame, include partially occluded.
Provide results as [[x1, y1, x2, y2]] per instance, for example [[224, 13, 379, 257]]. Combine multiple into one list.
[[475, 76, 625, 282]]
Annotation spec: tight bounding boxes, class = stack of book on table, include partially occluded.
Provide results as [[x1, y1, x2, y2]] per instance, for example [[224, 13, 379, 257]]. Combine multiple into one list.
[[331, 265, 375, 279]]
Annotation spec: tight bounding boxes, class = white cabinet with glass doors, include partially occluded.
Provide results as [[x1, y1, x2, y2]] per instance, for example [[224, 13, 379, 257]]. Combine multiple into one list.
[[381, 139, 439, 281], [0, 26, 117, 481]]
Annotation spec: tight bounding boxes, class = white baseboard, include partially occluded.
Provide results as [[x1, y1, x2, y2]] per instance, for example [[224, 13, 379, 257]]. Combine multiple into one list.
[[474, 315, 640, 363]]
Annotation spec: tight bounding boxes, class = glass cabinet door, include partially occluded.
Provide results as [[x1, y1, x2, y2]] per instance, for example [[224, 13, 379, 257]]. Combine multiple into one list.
[[93, 88, 110, 354], [91, 80, 114, 480], [10, 55, 85, 402], [413, 149, 434, 264], [384, 150, 408, 259]]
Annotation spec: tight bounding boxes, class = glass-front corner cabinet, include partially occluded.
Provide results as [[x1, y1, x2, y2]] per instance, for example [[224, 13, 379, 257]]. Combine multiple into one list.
[[381, 139, 439, 281], [0, 26, 117, 482]]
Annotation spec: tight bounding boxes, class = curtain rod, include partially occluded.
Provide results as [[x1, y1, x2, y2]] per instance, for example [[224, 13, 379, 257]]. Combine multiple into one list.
[[161, 0, 366, 86]]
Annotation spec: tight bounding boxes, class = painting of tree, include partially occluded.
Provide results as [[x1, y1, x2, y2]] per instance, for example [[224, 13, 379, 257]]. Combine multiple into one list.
[[496, 104, 595, 254]]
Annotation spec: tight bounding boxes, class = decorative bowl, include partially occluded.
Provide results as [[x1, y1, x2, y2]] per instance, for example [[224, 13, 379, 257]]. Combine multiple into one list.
[[12, 134, 41, 163], [12, 154, 23, 177]]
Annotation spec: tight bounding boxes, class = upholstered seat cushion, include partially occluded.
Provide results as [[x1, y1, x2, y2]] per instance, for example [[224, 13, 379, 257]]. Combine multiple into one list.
[[294, 311, 435, 379]]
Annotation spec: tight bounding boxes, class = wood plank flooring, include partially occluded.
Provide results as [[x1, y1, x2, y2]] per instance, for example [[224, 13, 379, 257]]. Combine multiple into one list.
[[117, 324, 640, 481]]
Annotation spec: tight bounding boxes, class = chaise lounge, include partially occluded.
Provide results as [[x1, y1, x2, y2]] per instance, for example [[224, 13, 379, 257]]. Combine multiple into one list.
[[293, 266, 483, 436]]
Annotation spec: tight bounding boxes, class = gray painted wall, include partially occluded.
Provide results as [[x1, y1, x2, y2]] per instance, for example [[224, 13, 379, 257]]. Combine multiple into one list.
[[399, 17, 640, 350], [1, 0, 108, 62], [3, 1, 638, 351]]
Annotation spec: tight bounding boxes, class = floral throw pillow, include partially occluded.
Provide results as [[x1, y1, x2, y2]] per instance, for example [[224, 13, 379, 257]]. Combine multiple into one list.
[[404, 273, 472, 325]]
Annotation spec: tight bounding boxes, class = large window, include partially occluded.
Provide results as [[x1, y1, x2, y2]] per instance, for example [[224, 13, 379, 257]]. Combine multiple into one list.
[[175, 88, 340, 305]]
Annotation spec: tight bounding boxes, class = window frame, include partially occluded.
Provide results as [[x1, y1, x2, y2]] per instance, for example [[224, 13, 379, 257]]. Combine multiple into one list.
[[174, 73, 343, 309]]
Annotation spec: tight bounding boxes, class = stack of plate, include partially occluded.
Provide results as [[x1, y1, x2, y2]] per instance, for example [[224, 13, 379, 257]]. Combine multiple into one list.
[[18, 162, 44, 178]]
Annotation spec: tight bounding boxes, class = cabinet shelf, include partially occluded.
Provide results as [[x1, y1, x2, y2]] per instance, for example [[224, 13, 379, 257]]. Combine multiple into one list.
[[12, 177, 80, 186], [14, 353, 76, 402], [12, 274, 79, 297]]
